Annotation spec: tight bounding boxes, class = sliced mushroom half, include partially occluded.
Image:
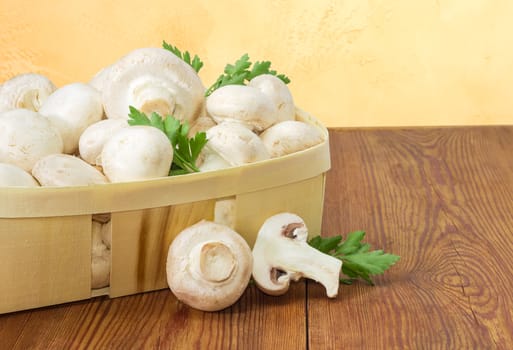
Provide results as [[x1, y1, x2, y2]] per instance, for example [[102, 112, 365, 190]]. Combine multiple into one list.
[[252, 213, 342, 298]]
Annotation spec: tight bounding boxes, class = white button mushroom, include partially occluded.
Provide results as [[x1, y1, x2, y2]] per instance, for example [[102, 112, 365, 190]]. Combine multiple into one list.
[[39, 83, 104, 154], [0, 162, 40, 187], [187, 115, 216, 138], [102, 48, 206, 124], [91, 220, 111, 289], [101, 125, 173, 183], [32, 154, 108, 186], [78, 119, 128, 166], [206, 85, 278, 132], [88, 65, 113, 94], [199, 122, 271, 172], [166, 220, 253, 311], [259, 120, 325, 158], [252, 213, 342, 298], [0, 73, 56, 113], [0, 109, 63, 171], [248, 74, 295, 123]]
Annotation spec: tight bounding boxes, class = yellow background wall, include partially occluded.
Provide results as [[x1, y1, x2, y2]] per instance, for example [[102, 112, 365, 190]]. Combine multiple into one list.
[[1, 0, 512, 127]]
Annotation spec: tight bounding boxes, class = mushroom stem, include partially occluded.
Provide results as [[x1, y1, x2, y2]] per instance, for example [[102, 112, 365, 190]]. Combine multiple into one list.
[[262, 240, 341, 297], [189, 241, 236, 282], [131, 81, 176, 116], [21, 89, 43, 111]]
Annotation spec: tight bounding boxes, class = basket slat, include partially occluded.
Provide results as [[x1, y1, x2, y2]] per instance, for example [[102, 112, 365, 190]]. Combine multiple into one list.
[[0, 215, 91, 313]]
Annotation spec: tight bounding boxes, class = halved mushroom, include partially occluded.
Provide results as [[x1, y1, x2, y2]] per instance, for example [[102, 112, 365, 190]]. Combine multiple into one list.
[[248, 74, 295, 123], [0, 162, 40, 187], [166, 220, 253, 311], [32, 154, 109, 186], [101, 125, 173, 182], [206, 85, 278, 132], [0, 73, 56, 112], [0, 109, 63, 171], [199, 122, 270, 172], [39, 83, 104, 154], [252, 213, 342, 298], [78, 119, 128, 166], [102, 48, 206, 123], [259, 120, 325, 158]]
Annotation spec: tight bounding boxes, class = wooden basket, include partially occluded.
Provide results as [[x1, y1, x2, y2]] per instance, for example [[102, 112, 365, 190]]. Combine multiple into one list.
[[0, 109, 330, 314]]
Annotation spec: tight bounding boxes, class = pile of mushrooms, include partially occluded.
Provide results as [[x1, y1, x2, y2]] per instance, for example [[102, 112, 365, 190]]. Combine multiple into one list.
[[166, 212, 342, 312], [0, 45, 327, 292], [0, 47, 326, 184]]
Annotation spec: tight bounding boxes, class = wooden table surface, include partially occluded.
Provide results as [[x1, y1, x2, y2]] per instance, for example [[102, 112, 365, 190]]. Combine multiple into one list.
[[1, 126, 513, 349]]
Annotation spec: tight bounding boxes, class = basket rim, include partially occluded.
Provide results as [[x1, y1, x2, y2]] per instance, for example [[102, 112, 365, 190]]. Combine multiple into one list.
[[1, 108, 331, 218]]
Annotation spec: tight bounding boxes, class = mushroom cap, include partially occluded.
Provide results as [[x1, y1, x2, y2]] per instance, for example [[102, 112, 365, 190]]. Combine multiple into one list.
[[0, 73, 56, 113], [206, 85, 278, 132], [92, 252, 111, 289], [102, 48, 206, 123], [0, 109, 63, 171], [248, 74, 295, 123], [259, 120, 325, 158], [101, 125, 173, 183], [252, 213, 342, 298], [199, 122, 270, 171], [0, 162, 40, 187], [89, 65, 113, 94], [187, 115, 216, 138], [166, 220, 253, 311], [32, 154, 109, 186], [100, 219, 112, 250], [78, 119, 128, 165], [39, 83, 104, 154]]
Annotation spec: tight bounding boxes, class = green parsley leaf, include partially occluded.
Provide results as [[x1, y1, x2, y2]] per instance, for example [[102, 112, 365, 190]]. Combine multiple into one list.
[[308, 231, 400, 285], [127, 106, 207, 176], [336, 230, 366, 256], [162, 40, 204, 73], [205, 53, 290, 96], [127, 106, 151, 126]]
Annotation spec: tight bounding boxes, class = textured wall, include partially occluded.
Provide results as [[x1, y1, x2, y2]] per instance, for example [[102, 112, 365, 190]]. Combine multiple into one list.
[[1, 0, 512, 126]]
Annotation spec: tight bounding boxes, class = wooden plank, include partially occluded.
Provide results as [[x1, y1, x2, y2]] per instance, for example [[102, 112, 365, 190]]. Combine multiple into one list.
[[0, 215, 91, 314], [109, 200, 216, 297], [0, 284, 306, 349], [308, 127, 513, 349]]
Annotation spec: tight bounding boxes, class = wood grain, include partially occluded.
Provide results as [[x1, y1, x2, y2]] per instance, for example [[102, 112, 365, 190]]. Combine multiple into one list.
[[1, 126, 512, 349], [309, 127, 513, 349], [0, 284, 306, 349]]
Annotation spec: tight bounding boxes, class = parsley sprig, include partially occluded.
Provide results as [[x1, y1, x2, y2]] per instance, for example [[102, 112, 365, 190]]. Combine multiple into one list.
[[309, 231, 400, 285], [127, 106, 207, 176], [205, 53, 291, 96], [162, 41, 204, 73]]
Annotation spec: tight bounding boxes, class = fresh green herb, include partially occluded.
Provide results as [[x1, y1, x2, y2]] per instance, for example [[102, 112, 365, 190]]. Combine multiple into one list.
[[309, 231, 400, 285], [205, 53, 290, 96], [127, 106, 207, 175], [162, 41, 204, 73]]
